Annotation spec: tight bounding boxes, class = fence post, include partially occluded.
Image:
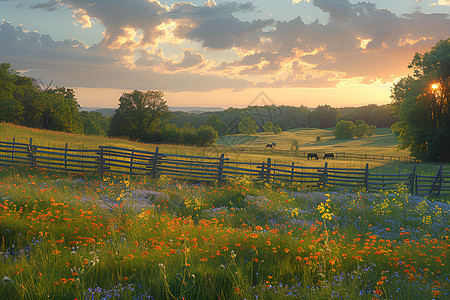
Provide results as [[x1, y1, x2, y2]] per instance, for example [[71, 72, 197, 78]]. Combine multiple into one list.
[[322, 162, 328, 187], [151, 147, 159, 178], [429, 165, 442, 196], [266, 158, 271, 183], [11, 137, 15, 165], [410, 166, 416, 195], [64, 143, 68, 173], [28, 138, 35, 168], [217, 154, 225, 181], [98, 147, 104, 179], [364, 163, 369, 192], [291, 162, 295, 183], [130, 150, 134, 173], [260, 162, 265, 181], [438, 165, 443, 197]]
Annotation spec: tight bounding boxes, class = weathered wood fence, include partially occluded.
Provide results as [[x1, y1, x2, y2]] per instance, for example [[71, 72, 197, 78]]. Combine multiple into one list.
[[0, 139, 448, 196]]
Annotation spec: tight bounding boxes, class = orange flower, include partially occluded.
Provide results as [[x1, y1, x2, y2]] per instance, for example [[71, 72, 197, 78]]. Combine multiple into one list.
[[374, 289, 383, 296], [284, 248, 289, 253], [377, 281, 383, 285], [266, 240, 271, 246], [60, 278, 67, 283], [37, 273, 43, 277]]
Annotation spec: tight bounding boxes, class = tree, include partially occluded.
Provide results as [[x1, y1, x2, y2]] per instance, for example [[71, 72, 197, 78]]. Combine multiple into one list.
[[262, 121, 274, 132], [80, 111, 110, 136], [391, 39, 450, 162], [273, 125, 282, 134], [311, 105, 338, 128], [353, 120, 375, 138], [108, 90, 169, 141], [204, 114, 227, 135], [238, 116, 258, 134], [334, 120, 354, 139], [196, 125, 219, 146]]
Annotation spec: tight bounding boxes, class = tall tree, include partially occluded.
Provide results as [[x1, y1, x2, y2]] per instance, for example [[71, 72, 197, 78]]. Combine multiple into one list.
[[391, 39, 450, 162], [108, 90, 169, 141], [311, 105, 338, 128], [238, 116, 258, 134]]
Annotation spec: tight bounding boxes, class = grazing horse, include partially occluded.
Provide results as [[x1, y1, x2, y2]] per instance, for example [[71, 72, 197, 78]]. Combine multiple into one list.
[[323, 153, 334, 159], [266, 142, 276, 149], [307, 153, 319, 160]]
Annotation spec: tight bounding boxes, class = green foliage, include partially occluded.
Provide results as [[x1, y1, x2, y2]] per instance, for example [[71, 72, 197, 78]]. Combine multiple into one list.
[[238, 116, 258, 134], [195, 125, 219, 146], [339, 104, 397, 127], [262, 121, 274, 132], [204, 114, 227, 136], [316, 136, 321, 142], [0, 63, 83, 134], [159, 122, 218, 146], [391, 38, 450, 162], [311, 105, 338, 128], [334, 120, 354, 139], [80, 111, 110, 136], [108, 90, 169, 141], [353, 120, 375, 138], [273, 125, 282, 134], [334, 120, 375, 139]]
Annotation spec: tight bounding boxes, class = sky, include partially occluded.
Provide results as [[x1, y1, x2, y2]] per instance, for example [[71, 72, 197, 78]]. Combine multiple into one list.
[[1, 0, 449, 109]]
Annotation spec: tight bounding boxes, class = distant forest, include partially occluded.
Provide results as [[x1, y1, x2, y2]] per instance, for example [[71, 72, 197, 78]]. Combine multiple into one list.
[[167, 104, 396, 134]]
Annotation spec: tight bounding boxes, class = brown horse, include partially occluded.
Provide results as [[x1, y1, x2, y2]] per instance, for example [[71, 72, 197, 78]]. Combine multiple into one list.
[[307, 153, 318, 160], [323, 153, 334, 159]]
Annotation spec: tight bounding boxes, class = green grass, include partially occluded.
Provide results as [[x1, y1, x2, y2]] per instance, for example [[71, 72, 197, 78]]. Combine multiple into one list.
[[0, 168, 448, 299], [217, 128, 403, 155]]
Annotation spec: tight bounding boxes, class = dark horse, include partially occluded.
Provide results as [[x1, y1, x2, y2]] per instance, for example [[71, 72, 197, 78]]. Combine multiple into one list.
[[307, 153, 318, 160], [266, 142, 276, 149], [323, 153, 334, 159]]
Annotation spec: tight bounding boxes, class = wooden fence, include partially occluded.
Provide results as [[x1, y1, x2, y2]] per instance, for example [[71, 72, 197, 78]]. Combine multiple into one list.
[[0, 138, 448, 196]]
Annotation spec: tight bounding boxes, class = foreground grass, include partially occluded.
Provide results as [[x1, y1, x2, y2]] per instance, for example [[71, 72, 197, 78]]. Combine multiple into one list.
[[0, 166, 448, 299]]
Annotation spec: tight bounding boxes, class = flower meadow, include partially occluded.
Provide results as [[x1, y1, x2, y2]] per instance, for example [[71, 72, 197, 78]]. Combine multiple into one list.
[[0, 166, 448, 299]]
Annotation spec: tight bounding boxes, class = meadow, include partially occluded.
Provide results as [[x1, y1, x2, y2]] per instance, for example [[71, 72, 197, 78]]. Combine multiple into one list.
[[0, 165, 448, 299], [0, 123, 449, 299]]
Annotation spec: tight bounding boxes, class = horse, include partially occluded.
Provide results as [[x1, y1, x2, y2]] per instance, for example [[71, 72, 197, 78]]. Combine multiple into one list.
[[307, 153, 318, 160], [323, 153, 334, 159], [266, 142, 276, 149]]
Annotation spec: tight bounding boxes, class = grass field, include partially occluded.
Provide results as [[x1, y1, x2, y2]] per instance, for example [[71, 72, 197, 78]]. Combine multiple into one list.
[[0, 167, 448, 299], [0, 123, 449, 299], [218, 128, 402, 156]]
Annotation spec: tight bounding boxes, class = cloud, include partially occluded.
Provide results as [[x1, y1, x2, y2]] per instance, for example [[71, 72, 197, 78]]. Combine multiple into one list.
[[430, 0, 450, 6], [29, 0, 60, 11], [0, 20, 250, 92], [186, 16, 274, 49], [4, 0, 450, 92]]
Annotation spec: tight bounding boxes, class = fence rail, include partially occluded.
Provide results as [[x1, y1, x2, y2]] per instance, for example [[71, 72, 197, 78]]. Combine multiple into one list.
[[0, 138, 448, 196]]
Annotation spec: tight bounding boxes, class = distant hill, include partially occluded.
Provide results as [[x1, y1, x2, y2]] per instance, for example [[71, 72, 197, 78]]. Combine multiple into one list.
[[169, 107, 224, 114], [81, 106, 225, 117]]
